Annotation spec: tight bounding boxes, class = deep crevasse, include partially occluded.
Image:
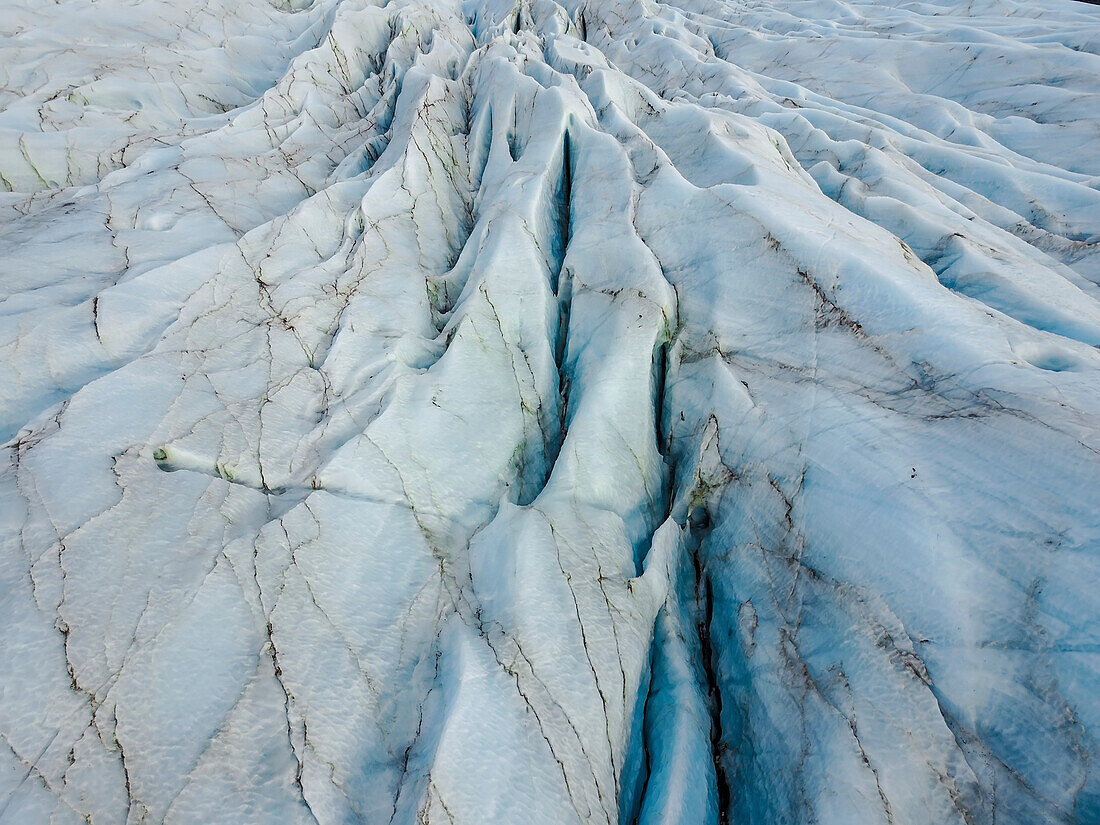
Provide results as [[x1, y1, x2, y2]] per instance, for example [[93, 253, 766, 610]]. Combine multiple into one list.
[[1, 0, 1098, 822]]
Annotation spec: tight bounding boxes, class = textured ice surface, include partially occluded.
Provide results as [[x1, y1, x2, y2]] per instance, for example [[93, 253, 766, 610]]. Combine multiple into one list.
[[2, 0, 1099, 823]]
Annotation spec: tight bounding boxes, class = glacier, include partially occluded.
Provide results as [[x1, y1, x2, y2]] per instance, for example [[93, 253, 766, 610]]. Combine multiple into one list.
[[1, 0, 1099, 822]]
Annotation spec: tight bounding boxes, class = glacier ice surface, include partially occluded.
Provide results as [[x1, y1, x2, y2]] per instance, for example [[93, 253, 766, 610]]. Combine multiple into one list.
[[1, 0, 1099, 822]]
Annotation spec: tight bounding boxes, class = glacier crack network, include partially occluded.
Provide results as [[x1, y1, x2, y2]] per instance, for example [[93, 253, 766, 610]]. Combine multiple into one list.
[[1, 0, 1099, 823]]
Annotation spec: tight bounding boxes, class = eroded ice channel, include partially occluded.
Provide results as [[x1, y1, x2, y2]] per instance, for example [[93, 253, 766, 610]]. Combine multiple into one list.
[[1, 0, 1099, 822]]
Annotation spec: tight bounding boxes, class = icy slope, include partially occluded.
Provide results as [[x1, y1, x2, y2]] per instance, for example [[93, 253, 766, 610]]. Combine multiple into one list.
[[1, 0, 1098, 823]]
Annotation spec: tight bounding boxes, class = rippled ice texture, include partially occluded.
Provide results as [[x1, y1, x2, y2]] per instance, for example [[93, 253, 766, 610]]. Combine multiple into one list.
[[1, 0, 1099, 822]]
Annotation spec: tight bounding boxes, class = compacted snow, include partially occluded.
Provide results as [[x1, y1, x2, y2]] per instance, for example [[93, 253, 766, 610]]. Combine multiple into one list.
[[2, 0, 1099, 822]]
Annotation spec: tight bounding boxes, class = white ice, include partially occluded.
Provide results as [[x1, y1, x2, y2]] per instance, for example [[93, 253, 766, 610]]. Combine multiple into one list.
[[1, 0, 1098, 823]]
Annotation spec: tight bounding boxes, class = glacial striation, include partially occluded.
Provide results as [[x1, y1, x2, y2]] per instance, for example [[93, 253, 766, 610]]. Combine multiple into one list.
[[1, 0, 1099, 822]]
